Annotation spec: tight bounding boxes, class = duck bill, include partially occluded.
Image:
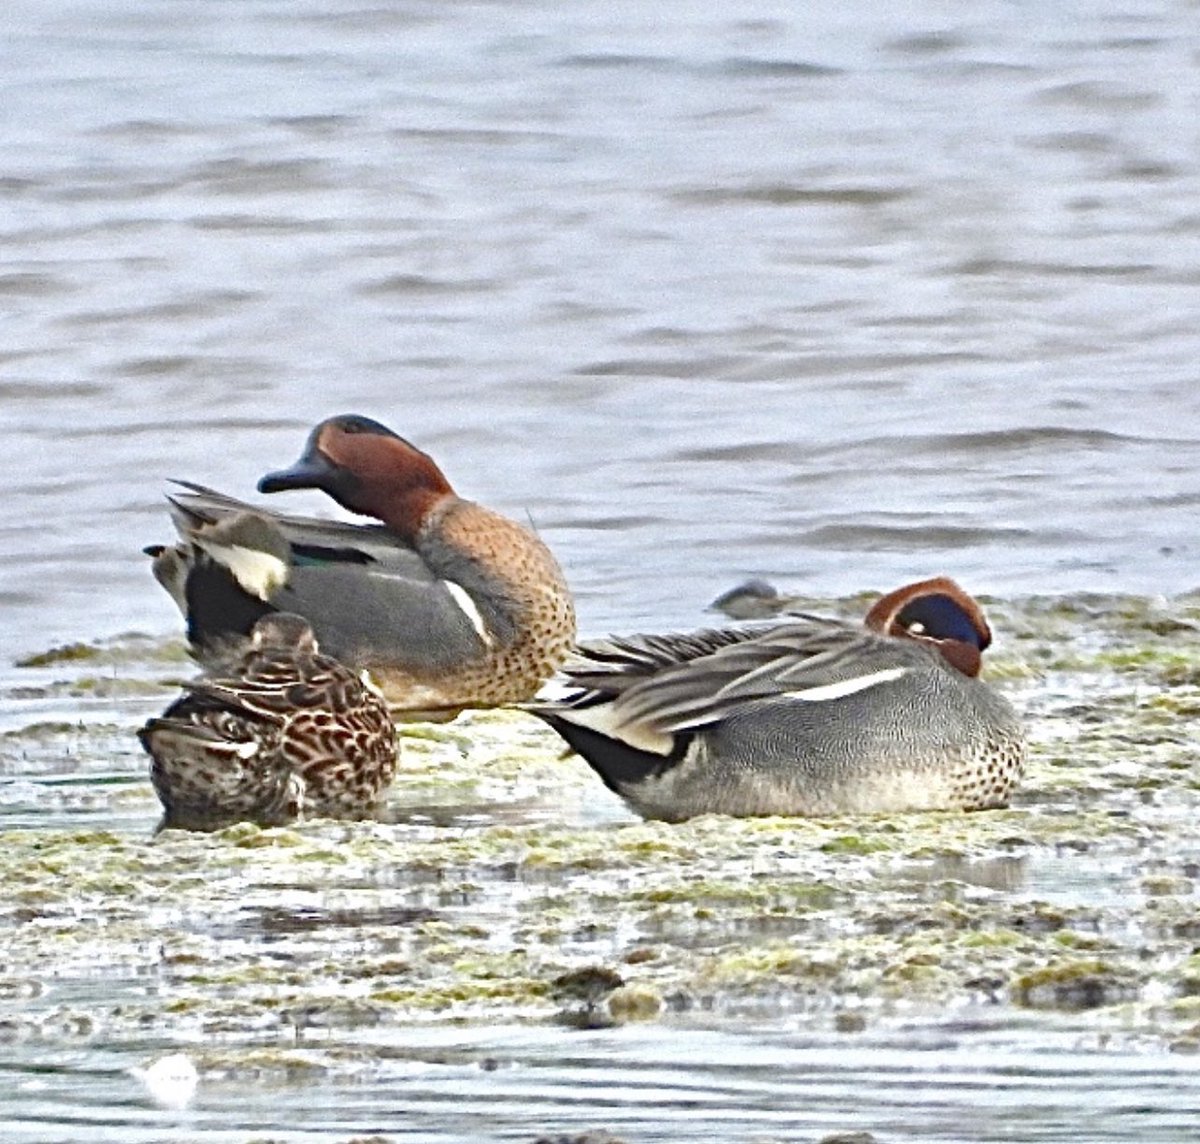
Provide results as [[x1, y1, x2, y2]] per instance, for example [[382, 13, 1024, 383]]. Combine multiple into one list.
[[258, 448, 339, 495]]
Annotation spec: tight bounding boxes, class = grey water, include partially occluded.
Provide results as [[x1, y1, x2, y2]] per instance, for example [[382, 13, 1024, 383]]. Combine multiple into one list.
[[2, 0, 1200, 1140], [4, 0, 1200, 657], [7, 1025, 1200, 1144]]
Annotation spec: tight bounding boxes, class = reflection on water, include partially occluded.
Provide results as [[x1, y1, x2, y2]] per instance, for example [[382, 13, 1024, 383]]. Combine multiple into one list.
[[229, 904, 439, 939], [898, 853, 1029, 893]]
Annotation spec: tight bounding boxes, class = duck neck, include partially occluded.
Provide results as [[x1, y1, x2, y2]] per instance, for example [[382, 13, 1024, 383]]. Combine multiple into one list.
[[371, 483, 454, 543]]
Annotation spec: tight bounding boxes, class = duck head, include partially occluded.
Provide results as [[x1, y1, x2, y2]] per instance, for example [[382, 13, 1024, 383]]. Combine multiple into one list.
[[864, 576, 992, 677], [249, 612, 319, 654], [258, 415, 454, 539]]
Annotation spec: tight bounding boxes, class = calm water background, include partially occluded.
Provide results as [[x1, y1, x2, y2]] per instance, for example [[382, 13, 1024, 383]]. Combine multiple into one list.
[[3, 1, 1200, 1140], [4, 0, 1200, 659]]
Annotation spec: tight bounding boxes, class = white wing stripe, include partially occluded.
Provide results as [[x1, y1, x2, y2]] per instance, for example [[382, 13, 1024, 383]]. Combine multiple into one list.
[[442, 580, 495, 647], [785, 666, 908, 702]]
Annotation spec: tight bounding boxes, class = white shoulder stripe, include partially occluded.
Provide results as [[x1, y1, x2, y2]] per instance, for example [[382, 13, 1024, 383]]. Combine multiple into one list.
[[442, 580, 495, 647], [785, 666, 908, 702]]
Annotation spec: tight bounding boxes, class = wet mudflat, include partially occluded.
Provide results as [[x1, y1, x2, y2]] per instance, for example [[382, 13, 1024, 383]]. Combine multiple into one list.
[[2, 592, 1199, 1143]]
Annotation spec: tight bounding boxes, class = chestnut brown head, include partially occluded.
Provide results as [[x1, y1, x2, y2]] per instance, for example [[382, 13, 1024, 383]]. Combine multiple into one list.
[[864, 576, 992, 677], [258, 415, 454, 537]]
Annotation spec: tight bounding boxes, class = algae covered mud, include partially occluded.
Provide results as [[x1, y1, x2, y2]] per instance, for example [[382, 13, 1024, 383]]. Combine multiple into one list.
[[2, 593, 1200, 1143]]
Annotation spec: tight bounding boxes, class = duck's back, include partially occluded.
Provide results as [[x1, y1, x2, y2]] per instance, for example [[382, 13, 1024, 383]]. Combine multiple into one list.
[[612, 646, 1025, 821]]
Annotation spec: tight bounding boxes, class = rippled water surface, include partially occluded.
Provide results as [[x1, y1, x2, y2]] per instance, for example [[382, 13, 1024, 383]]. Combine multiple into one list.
[[5, 0, 1200, 652], [3, 1, 1200, 1141]]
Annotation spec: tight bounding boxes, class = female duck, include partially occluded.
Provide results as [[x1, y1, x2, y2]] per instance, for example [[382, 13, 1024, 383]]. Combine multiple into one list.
[[147, 414, 576, 717], [139, 613, 398, 832], [528, 577, 1025, 820]]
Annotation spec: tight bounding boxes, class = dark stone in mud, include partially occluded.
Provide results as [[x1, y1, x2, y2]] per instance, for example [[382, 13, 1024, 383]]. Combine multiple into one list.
[[818, 1134, 878, 1144], [623, 946, 659, 965], [964, 975, 1007, 1003], [551, 965, 626, 1029], [551, 967, 625, 1000], [1009, 906, 1069, 934]]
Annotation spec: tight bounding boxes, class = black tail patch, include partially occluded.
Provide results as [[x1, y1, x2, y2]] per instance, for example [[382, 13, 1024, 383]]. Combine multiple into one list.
[[535, 713, 688, 795], [184, 555, 274, 657]]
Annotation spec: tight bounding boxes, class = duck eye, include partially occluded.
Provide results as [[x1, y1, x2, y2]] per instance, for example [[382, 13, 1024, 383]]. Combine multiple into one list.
[[895, 593, 986, 648]]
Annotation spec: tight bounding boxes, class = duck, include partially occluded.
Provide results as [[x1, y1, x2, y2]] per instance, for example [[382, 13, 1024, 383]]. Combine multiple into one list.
[[138, 612, 398, 832], [526, 577, 1025, 821], [707, 578, 804, 620], [146, 414, 577, 717]]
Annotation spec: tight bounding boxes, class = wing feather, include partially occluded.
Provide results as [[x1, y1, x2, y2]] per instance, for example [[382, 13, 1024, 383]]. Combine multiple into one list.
[[546, 617, 934, 738]]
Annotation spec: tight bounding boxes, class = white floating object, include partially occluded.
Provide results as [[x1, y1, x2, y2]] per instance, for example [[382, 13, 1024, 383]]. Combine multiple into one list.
[[131, 1052, 199, 1110]]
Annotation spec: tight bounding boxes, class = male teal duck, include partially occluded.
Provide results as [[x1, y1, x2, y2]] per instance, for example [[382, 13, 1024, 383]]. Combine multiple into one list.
[[147, 414, 577, 717], [527, 577, 1025, 821], [138, 612, 398, 832]]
